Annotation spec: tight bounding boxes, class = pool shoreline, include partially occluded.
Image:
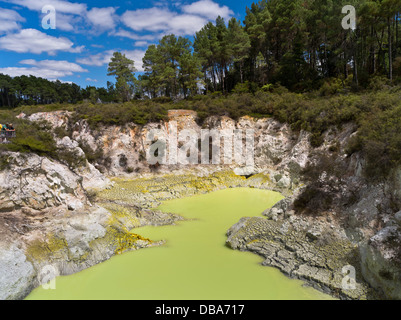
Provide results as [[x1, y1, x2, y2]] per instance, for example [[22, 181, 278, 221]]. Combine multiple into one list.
[[26, 188, 333, 300]]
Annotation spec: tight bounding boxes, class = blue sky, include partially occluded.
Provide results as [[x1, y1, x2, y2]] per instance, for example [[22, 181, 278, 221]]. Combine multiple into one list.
[[0, 0, 255, 88]]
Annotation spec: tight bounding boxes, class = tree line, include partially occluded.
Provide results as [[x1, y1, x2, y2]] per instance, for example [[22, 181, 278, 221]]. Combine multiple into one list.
[[1, 0, 401, 107], [116, 0, 401, 100], [0, 73, 119, 108], [191, 0, 401, 93]]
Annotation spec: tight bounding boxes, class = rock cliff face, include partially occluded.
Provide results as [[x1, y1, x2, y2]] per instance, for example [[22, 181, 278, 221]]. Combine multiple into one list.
[[0, 148, 182, 299], [0, 152, 92, 212], [28, 110, 308, 181], [0, 109, 400, 300], [226, 216, 370, 299]]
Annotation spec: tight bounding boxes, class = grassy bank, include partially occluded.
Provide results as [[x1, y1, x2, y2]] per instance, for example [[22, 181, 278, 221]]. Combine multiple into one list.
[[1, 87, 401, 178]]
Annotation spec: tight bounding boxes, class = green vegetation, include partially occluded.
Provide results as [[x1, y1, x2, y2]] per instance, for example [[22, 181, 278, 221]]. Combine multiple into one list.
[[2, 85, 398, 179], [119, 0, 401, 96], [107, 52, 137, 102], [0, 73, 120, 108], [71, 101, 169, 127], [0, 109, 56, 154], [2, 0, 401, 105], [0, 110, 85, 169], [0, 74, 82, 108], [0, 0, 400, 179], [347, 96, 401, 177], [139, 34, 203, 99]]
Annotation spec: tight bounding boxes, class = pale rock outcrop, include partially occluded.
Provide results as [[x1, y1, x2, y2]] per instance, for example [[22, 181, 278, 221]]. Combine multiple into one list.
[[0, 153, 87, 211], [28, 111, 72, 128], [57, 136, 85, 158], [56, 136, 110, 190], [4, 109, 401, 300], [0, 245, 35, 300], [226, 216, 371, 300], [395, 211, 401, 226], [360, 226, 401, 299]]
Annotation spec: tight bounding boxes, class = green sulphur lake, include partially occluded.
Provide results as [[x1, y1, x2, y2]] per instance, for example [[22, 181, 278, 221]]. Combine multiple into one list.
[[26, 187, 332, 300]]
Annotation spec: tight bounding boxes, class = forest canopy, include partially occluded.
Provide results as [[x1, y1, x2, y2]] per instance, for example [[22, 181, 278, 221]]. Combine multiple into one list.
[[1, 0, 401, 106]]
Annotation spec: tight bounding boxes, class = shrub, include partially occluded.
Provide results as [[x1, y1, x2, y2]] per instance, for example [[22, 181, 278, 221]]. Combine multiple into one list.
[[232, 82, 251, 94], [0, 112, 86, 169], [294, 184, 333, 214], [79, 141, 104, 163], [6, 86, 401, 181], [294, 152, 343, 214], [53, 126, 70, 139], [319, 78, 343, 96], [5, 121, 57, 155], [353, 104, 401, 178], [368, 76, 392, 92], [261, 84, 274, 93], [57, 148, 87, 169]]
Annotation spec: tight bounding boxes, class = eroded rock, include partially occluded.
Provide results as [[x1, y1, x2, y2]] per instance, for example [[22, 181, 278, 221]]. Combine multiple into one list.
[[360, 226, 401, 299], [226, 216, 372, 299], [0, 245, 35, 300]]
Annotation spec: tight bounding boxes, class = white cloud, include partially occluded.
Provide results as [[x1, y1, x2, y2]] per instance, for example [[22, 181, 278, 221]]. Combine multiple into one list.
[[121, 7, 206, 36], [2, 2, 86, 33], [55, 13, 74, 32], [0, 8, 25, 34], [121, 1, 233, 37], [0, 67, 67, 79], [0, 59, 87, 80], [134, 41, 149, 48], [0, 8, 24, 21], [20, 59, 88, 73], [122, 8, 175, 32], [86, 77, 98, 82], [59, 80, 73, 84], [5, 0, 87, 15], [76, 50, 115, 67], [168, 14, 207, 35], [0, 59, 88, 80], [182, 0, 233, 20], [0, 29, 84, 54], [122, 50, 146, 72], [6, 0, 120, 34], [6, 0, 119, 33], [55, 13, 85, 32], [77, 49, 146, 72], [3, 0, 235, 40], [87, 7, 117, 31], [113, 29, 159, 41]]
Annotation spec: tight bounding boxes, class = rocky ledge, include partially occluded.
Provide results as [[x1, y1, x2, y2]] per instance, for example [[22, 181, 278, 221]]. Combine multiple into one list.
[[2, 109, 401, 300], [0, 164, 284, 300], [226, 216, 373, 300], [0, 151, 184, 300]]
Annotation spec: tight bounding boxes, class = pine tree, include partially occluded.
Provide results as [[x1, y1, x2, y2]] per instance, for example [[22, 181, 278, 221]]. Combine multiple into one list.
[[107, 52, 136, 102], [228, 18, 251, 83]]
